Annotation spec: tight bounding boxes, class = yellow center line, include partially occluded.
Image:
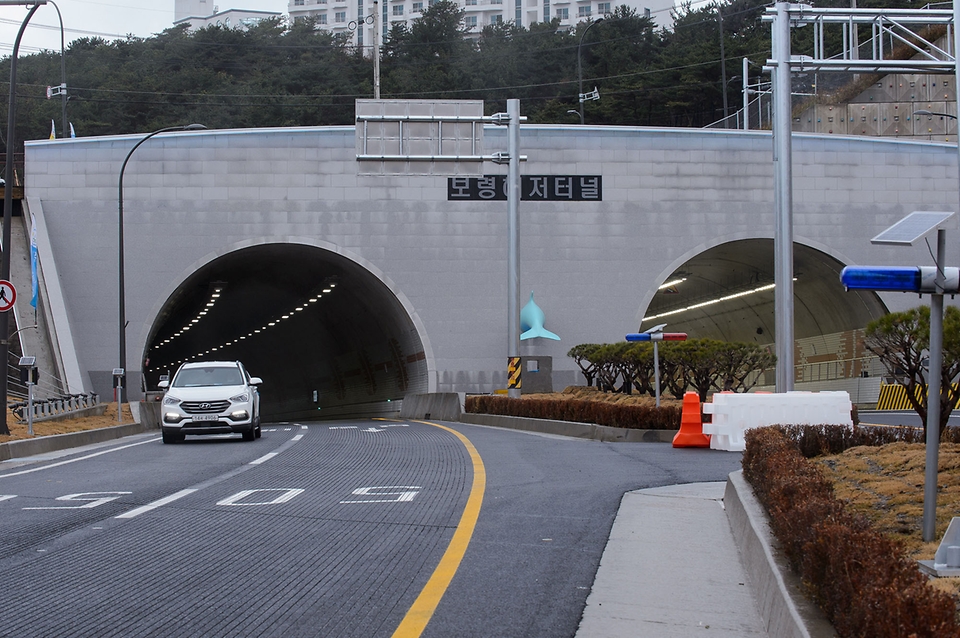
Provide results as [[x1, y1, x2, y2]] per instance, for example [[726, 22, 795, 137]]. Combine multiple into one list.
[[392, 420, 486, 638]]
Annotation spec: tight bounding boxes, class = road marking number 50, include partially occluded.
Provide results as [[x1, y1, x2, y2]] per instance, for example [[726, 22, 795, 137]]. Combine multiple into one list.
[[340, 486, 421, 504]]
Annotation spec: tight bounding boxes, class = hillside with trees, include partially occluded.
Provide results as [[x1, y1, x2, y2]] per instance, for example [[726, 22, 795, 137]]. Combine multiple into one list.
[[0, 0, 926, 147]]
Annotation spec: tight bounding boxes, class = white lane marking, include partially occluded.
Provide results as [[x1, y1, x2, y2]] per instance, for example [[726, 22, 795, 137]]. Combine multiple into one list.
[[217, 488, 304, 506], [115, 489, 198, 519], [329, 426, 357, 430], [0, 437, 158, 478], [292, 434, 303, 441], [301, 425, 308, 430], [0, 495, 16, 502], [250, 452, 278, 465], [25, 491, 131, 510]]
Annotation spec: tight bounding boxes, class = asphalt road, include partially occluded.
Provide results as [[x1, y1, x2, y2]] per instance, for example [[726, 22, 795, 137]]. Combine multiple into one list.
[[0, 419, 743, 638]]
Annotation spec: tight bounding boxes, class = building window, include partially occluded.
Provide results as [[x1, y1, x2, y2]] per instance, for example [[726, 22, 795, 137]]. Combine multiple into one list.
[[597, 2, 610, 14], [318, 12, 327, 22], [490, 14, 502, 23], [578, 5, 590, 16], [392, 4, 403, 14], [465, 0, 477, 5], [464, 15, 478, 27], [335, 10, 346, 21], [555, 7, 568, 19], [294, 0, 304, 5], [412, 1, 423, 11]]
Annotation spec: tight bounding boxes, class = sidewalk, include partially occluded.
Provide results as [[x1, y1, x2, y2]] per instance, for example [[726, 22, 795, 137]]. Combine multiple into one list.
[[577, 476, 836, 638]]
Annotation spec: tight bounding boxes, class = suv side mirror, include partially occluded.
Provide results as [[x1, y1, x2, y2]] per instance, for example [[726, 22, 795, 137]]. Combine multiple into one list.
[[249, 377, 262, 386], [158, 380, 169, 389]]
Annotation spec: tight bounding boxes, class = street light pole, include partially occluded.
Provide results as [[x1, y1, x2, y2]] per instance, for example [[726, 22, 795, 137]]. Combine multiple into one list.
[[0, 0, 47, 436], [577, 18, 603, 125], [118, 124, 205, 418]]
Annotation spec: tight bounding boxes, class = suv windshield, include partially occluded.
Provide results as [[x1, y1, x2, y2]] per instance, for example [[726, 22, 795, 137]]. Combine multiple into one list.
[[172, 366, 244, 388]]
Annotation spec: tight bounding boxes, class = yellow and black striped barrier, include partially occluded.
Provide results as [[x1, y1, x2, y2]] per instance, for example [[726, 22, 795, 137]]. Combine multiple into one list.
[[507, 357, 521, 390], [876, 383, 960, 410]]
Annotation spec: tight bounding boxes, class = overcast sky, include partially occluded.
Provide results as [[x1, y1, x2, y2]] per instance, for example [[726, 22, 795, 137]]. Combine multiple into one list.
[[0, 0, 285, 56]]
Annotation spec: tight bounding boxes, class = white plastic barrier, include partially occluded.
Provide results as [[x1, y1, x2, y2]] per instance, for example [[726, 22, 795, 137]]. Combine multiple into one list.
[[701, 391, 853, 452]]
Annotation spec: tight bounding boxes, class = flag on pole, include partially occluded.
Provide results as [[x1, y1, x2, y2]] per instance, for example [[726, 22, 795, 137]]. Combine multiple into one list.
[[69, 122, 76, 138], [30, 214, 38, 309], [49, 120, 55, 140]]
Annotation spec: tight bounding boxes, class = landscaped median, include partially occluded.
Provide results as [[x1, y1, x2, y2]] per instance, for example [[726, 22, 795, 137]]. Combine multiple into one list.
[[742, 425, 960, 637], [0, 403, 152, 461], [463, 387, 682, 442]]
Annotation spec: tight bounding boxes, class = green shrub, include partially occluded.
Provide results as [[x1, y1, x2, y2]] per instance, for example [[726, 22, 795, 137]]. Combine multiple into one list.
[[464, 395, 681, 430], [742, 426, 960, 637]]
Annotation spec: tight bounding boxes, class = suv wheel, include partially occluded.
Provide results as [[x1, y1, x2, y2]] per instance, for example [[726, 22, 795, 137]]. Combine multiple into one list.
[[242, 425, 256, 442], [162, 431, 184, 444]]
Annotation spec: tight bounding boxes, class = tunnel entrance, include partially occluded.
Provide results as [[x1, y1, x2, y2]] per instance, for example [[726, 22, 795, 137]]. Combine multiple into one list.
[[641, 239, 888, 345], [143, 244, 428, 421]]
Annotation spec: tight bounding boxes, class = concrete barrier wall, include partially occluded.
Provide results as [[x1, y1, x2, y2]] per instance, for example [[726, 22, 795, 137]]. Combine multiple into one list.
[[400, 393, 464, 421]]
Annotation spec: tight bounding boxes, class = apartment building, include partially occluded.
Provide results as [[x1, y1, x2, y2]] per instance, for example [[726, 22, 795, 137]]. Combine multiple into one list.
[[287, 0, 674, 48]]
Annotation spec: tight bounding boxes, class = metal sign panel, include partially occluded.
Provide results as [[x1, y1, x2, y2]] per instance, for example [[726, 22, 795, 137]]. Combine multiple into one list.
[[356, 99, 485, 176]]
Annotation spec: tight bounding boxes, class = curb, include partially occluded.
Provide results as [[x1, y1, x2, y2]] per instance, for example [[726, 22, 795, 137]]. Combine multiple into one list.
[[0, 421, 159, 462], [459, 412, 677, 443], [724, 470, 837, 638]]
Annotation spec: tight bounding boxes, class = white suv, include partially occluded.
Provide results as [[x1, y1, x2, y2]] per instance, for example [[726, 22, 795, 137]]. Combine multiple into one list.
[[158, 361, 262, 444]]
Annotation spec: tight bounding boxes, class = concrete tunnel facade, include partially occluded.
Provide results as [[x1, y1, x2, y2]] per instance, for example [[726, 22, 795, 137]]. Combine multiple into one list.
[[19, 119, 960, 419]]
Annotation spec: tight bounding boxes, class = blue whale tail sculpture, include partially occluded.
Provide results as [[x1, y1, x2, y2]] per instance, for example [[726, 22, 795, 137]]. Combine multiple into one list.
[[520, 292, 560, 341]]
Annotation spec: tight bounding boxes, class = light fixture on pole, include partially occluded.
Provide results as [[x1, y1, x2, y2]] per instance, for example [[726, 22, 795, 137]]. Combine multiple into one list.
[[625, 326, 688, 407], [566, 109, 583, 124], [0, 0, 47, 437], [840, 210, 957, 543], [577, 17, 603, 125], [118, 124, 206, 421]]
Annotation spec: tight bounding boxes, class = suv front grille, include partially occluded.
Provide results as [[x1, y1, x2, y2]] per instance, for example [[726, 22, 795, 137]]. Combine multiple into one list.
[[181, 400, 231, 414]]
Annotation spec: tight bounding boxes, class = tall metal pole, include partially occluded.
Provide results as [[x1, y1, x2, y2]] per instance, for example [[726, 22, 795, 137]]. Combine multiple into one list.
[[118, 124, 205, 417], [773, 1, 795, 392], [577, 18, 602, 125], [743, 57, 750, 130], [49, 0, 65, 137], [373, 0, 380, 99], [923, 228, 946, 542], [507, 99, 521, 398], [718, 7, 729, 127], [0, 1, 45, 436]]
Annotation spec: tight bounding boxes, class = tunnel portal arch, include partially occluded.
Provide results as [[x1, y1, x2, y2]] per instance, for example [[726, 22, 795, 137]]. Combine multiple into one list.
[[640, 239, 889, 346], [141, 242, 430, 420]]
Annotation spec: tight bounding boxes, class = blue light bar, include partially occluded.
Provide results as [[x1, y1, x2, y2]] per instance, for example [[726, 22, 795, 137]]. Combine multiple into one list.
[[841, 266, 960, 293], [840, 266, 921, 292], [625, 333, 688, 342]]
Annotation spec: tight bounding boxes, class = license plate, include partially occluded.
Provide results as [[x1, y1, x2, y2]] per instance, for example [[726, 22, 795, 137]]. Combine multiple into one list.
[[192, 414, 219, 422]]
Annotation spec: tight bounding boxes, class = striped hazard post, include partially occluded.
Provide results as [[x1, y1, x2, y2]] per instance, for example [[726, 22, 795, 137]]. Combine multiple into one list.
[[507, 357, 521, 390]]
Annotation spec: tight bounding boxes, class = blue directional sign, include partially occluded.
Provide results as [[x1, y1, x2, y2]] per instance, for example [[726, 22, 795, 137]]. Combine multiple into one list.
[[840, 266, 960, 293]]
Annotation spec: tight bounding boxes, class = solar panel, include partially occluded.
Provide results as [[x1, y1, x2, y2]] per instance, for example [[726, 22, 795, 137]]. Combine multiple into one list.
[[871, 211, 956, 246]]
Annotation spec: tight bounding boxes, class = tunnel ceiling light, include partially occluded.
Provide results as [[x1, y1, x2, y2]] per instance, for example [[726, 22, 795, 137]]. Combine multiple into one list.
[[643, 282, 780, 322], [149, 279, 338, 371], [658, 277, 687, 290]]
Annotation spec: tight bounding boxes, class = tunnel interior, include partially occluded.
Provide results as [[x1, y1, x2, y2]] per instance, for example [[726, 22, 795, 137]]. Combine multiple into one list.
[[641, 239, 888, 345], [143, 244, 428, 421]]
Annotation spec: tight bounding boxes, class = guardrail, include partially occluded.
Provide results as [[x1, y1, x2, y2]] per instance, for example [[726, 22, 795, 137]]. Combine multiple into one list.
[[10, 392, 100, 423]]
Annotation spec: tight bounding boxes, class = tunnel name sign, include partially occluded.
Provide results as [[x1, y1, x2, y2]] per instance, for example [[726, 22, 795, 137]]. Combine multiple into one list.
[[447, 175, 602, 201]]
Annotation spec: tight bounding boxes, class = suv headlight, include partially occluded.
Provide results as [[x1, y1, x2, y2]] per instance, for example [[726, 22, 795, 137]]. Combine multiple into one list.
[[230, 393, 250, 403], [163, 395, 181, 406]]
